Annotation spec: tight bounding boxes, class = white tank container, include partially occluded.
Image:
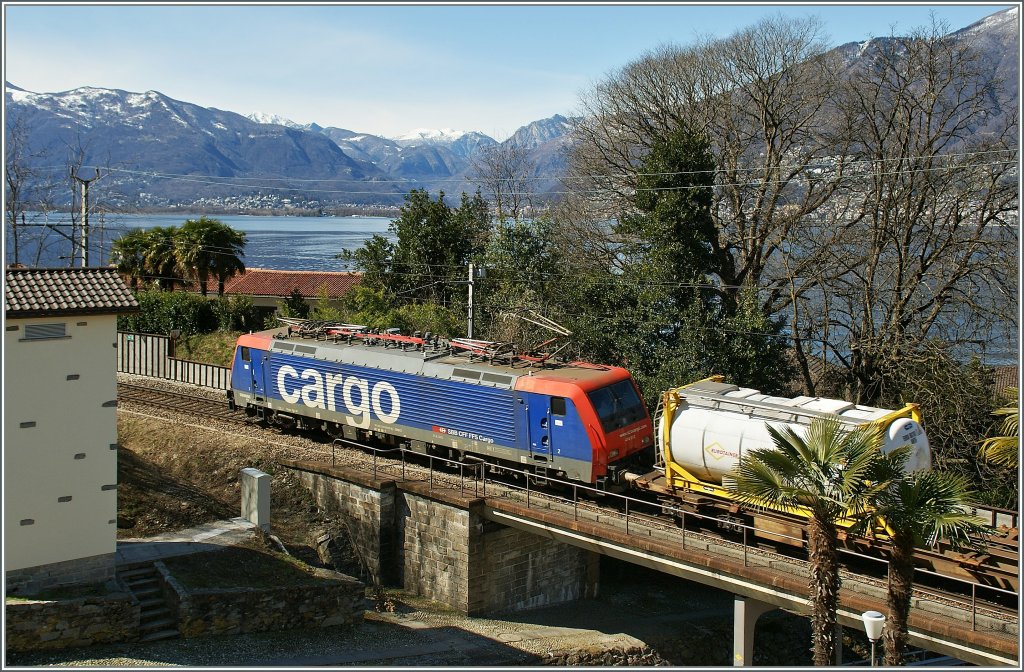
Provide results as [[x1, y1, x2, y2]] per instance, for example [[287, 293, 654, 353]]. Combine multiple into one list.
[[660, 384, 931, 484]]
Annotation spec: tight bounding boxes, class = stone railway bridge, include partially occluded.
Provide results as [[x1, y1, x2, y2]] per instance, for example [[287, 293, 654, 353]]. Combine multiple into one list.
[[280, 458, 1018, 667]]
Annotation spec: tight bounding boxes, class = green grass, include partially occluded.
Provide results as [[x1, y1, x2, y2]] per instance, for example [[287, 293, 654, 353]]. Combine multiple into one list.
[[162, 544, 324, 590], [176, 331, 241, 368]]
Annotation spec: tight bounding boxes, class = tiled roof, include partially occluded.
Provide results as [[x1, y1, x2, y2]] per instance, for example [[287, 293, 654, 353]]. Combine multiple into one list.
[[193, 268, 362, 299], [5, 267, 140, 317], [993, 365, 1019, 396]]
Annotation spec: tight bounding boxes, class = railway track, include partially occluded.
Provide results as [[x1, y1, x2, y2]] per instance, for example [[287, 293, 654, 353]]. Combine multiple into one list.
[[118, 382, 246, 425], [116, 377, 1019, 612]]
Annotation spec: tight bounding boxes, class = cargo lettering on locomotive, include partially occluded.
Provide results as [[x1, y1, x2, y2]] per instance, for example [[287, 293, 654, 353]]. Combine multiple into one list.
[[433, 426, 495, 444], [276, 364, 401, 427]]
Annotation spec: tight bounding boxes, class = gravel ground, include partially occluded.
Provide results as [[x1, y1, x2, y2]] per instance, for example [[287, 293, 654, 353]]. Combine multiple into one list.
[[10, 562, 794, 668]]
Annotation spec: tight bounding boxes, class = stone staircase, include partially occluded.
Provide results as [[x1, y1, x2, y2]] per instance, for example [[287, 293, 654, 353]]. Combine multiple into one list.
[[118, 563, 179, 642]]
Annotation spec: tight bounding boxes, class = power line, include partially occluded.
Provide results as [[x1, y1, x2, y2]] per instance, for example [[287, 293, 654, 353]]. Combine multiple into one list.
[[39, 147, 1015, 185], [50, 157, 1014, 198], [22, 146, 1015, 198]]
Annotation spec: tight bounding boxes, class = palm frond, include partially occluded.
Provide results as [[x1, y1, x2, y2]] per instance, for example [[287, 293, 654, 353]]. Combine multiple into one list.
[[980, 388, 1019, 468]]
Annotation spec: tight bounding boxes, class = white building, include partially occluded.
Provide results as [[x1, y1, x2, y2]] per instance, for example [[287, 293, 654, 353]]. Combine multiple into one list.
[[4, 267, 139, 593]]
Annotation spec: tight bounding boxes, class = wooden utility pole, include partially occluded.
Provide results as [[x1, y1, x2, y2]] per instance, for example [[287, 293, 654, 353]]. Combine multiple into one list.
[[70, 168, 101, 267]]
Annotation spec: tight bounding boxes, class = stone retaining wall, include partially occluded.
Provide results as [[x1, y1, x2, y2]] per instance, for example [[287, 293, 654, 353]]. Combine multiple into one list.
[[163, 565, 364, 638], [5, 592, 139, 652], [541, 644, 670, 666], [5, 553, 116, 595], [473, 522, 599, 613], [283, 460, 601, 617], [291, 465, 397, 585]]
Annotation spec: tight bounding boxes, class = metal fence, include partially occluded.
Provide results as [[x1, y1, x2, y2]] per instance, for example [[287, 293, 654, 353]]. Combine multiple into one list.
[[117, 332, 230, 390]]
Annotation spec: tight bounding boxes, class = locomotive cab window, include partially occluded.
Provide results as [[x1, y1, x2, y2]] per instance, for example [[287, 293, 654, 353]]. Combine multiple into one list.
[[240, 347, 251, 362], [551, 397, 566, 416], [588, 380, 645, 432]]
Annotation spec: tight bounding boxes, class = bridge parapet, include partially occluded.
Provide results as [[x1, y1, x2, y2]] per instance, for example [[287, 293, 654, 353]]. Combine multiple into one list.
[[281, 457, 1018, 667]]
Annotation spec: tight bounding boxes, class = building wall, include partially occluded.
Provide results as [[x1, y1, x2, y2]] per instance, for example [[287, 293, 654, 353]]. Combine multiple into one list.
[[4, 314, 119, 589]]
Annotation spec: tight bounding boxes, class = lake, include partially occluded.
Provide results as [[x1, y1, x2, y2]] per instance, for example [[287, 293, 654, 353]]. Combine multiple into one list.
[[8, 211, 1016, 365], [10, 213, 396, 271]]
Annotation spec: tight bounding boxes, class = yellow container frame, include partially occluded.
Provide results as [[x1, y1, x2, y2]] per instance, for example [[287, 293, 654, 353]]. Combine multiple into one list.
[[659, 377, 921, 533]]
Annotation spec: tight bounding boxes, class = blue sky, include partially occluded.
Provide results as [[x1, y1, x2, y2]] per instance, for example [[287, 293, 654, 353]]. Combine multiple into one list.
[[3, 2, 1017, 140]]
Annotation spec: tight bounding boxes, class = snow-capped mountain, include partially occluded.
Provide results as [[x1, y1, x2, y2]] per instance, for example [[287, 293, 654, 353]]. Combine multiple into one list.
[[393, 128, 469, 145], [4, 81, 569, 205], [955, 4, 1018, 38], [951, 6, 1019, 117], [246, 111, 323, 133], [829, 6, 1018, 140], [508, 114, 576, 150], [5, 83, 389, 203], [4, 7, 1014, 209]]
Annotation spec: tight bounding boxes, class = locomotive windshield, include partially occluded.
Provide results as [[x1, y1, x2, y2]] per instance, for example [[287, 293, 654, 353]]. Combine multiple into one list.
[[588, 380, 646, 432]]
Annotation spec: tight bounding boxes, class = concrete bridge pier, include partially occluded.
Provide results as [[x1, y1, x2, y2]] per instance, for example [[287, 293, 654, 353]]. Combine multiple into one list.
[[732, 595, 776, 666]]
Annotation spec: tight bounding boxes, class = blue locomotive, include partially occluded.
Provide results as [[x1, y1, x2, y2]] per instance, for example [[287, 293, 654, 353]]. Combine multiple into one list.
[[227, 323, 654, 487]]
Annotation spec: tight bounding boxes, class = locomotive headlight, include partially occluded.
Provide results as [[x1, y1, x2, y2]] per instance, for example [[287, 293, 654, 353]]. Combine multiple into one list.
[[609, 449, 619, 459]]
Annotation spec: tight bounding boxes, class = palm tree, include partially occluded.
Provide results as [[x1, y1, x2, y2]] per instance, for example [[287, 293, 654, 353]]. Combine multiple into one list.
[[979, 387, 1018, 469], [862, 470, 984, 666], [174, 218, 213, 295], [142, 226, 182, 291], [726, 417, 898, 666], [205, 221, 246, 296], [109, 228, 149, 290]]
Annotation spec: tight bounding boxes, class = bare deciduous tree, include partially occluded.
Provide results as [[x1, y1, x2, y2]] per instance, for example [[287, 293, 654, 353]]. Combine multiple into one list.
[[567, 16, 852, 314], [5, 116, 62, 267], [567, 15, 1018, 407], [807, 19, 1019, 404], [470, 141, 536, 222]]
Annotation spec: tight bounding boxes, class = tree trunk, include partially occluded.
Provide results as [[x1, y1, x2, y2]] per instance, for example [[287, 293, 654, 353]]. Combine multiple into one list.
[[808, 514, 841, 666], [883, 535, 915, 666]]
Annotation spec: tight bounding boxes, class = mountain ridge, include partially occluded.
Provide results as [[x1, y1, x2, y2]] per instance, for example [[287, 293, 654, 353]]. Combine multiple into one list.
[[4, 7, 1017, 209]]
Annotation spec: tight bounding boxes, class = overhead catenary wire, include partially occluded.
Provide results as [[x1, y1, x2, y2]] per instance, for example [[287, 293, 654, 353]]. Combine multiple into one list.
[[24, 147, 1018, 198], [79, 230, 1015, 297], [30, 147, 1017, 184]]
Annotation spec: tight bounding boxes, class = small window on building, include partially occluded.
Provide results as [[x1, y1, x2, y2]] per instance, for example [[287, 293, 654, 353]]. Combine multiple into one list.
[[23, 323, 67, 340], [551, 397, 567, 416], [241, 346, 251, 362]]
